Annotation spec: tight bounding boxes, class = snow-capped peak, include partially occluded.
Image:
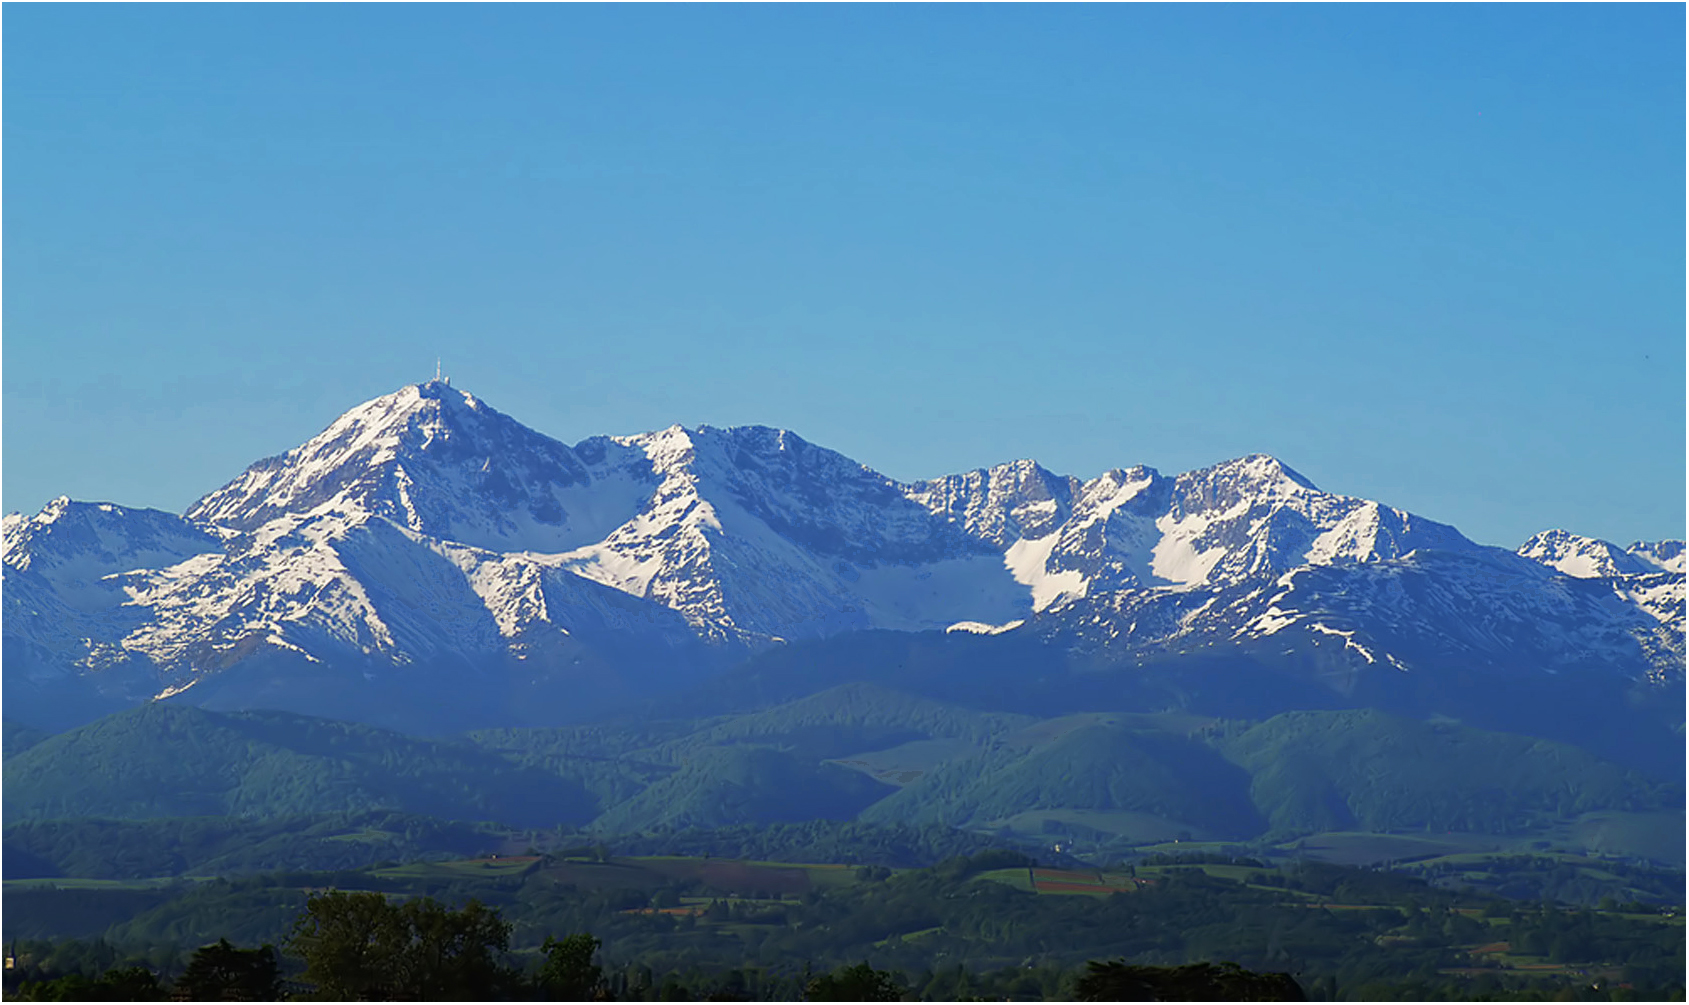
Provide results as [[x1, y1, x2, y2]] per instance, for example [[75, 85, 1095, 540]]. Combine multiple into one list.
[[184, 382, 616, 553], [2, 498, 223, 587], [1517, 529, 1655, 579], [5, 382, 1679, 729], [1627, 539, 1687, 575], [1175, 454, 1318, 511]]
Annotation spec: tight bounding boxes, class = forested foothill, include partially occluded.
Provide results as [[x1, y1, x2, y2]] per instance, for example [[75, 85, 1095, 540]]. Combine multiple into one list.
[[5, 686, 1681, 866], [3, 847, 1682, 1001], [4, 660, 1682, 1000]]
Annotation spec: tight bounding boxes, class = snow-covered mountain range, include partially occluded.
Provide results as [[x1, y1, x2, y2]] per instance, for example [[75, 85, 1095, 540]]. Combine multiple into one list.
[[4, 381, 1682, 727]]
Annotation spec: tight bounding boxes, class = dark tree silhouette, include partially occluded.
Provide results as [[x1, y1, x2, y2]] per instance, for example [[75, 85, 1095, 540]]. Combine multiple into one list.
[[174, 940, 282, 1002], [286, 890, 515, 1001], [1073, 960, 1305, 1002], [804, 961, 906, 1001], [538, 933, 605, 1001], [10, 966, 168, 1002]]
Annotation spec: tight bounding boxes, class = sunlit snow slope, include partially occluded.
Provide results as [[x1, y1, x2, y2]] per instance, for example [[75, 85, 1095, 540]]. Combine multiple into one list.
[[4, 381, 1681, 726]]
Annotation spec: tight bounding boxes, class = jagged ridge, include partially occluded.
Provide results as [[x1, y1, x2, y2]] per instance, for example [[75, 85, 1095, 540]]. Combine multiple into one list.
[[3, 382, 1680, 729]]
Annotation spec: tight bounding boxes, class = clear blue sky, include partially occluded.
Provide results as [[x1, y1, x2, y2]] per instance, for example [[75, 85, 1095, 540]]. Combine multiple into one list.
[[5, 4, 1683, 549]]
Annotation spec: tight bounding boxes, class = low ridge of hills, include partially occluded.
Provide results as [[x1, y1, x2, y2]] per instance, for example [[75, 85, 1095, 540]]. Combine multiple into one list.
[[5, 685, 1679, 867], [1, 704, 599, 827]]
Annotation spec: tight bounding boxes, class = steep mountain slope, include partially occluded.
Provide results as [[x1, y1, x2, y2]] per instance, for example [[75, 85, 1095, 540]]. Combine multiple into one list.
[[1512, 530, 1686, 676], [1627, 540, 1686, 574], [186, 382, 613, 553], [554, 424, 1023, 641], [1046, 546, 1678, 682], [2, 722, 52, 759], [3, 380, 1680, 732], [1, 499, 226, 597]]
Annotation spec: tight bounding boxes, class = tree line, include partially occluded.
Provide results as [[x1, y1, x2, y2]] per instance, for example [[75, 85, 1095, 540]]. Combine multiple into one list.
[[6, 888, 1310, 1001]]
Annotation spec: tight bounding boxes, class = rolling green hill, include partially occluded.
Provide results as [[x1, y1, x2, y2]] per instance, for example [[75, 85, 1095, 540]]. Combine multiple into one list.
[[1216, 709, 1681, 837], [2, 704, 598, 826], [2, 812, 506, 880], [590, 745, 895, 833], [861, 721, 1264, 839], [648, 682, 1034, 756], [5, 691, 1679, 869]]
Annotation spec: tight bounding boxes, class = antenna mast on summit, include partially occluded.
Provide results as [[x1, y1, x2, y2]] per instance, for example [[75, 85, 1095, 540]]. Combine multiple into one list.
[[435, 358, 442, 382]]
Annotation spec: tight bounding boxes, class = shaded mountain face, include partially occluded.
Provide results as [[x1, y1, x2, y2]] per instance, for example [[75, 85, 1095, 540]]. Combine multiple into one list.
[[3, 382, 1681, 730]]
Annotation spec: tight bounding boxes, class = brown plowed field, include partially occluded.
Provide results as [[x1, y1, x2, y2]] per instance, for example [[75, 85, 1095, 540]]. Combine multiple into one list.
[[621, 906, 705, 917], [1034, 880, 1139, 893], [1030, 869, 1141, 894]]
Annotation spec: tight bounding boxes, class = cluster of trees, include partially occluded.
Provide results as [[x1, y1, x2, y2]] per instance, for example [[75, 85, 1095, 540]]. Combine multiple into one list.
[[7, 891, 1309, 1001], [10, 939, 280, 1002], [1072, 960, 1305, 1001], [1405, 853, 1688, 908], [8, 894, 618, 1001]]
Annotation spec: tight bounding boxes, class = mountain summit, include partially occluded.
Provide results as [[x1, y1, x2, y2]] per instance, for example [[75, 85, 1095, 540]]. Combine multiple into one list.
[[4, 382, 1681, 731], [186, 381, 602, 553]]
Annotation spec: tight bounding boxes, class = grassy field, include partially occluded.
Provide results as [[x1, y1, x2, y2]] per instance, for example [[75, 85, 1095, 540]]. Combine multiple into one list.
[[322, 827, 406, 845], [1394, 846, 1674, 902], [973, 866, 1142, 896], [374, 855, 889, 897], [985, 808, 1221, 845], [372, 856, 539, 881], [1136, 862, 1262, 884], [824, 737, 979, 787], [1029, 868, 1141, 895], [1130, 839, 1239, 856], [1272, 831, 1503, 866], [972, 867, 1035, 892], [2, 877, 181, 891], [1000, 712, 1120, 748]]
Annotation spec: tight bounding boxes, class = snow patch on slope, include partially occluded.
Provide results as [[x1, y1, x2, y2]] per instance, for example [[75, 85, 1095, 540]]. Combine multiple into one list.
[[947, 619, 1025, 635], [1005, 534, 1088, 611], [1150, 507, 1238, 588], [1628, 540, 1686, 575]]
